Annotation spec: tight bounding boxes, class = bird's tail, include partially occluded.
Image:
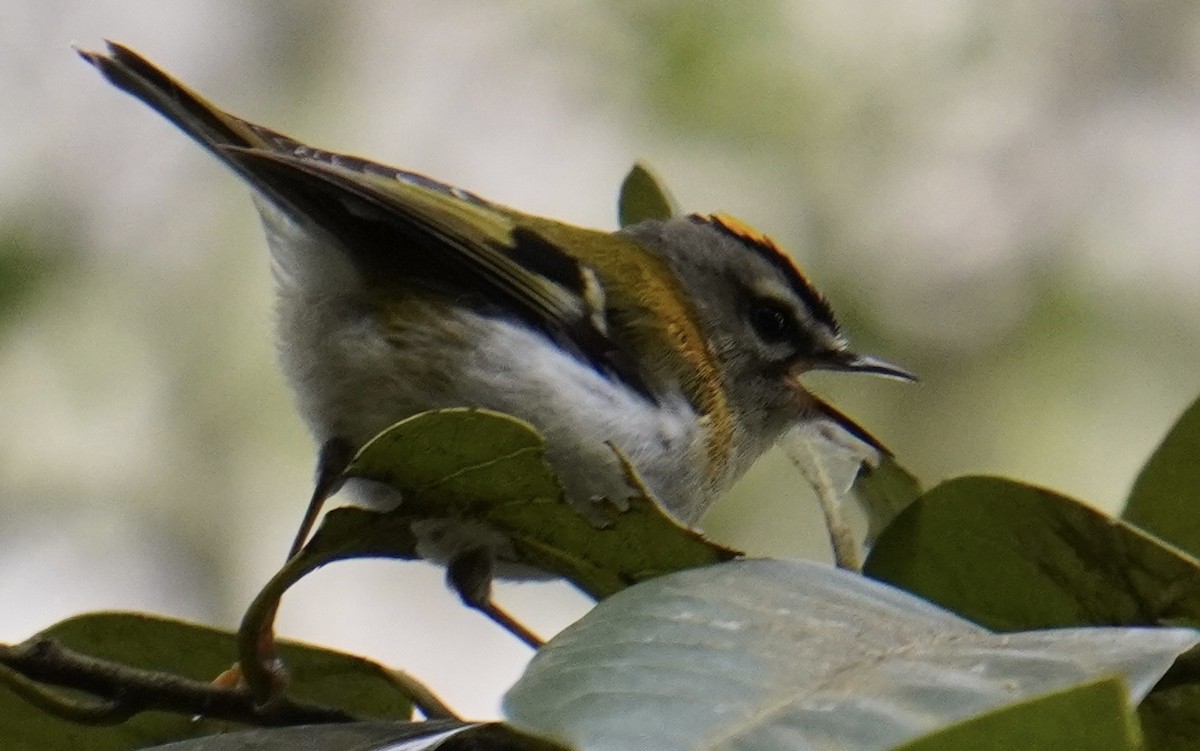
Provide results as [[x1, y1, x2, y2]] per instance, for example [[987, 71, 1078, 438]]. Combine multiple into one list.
[[77, 41, 310, 179]]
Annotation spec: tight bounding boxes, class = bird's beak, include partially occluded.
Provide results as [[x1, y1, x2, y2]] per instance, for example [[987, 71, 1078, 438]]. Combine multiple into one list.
[[785, 350, 915, 455], [811, 351, 917, 382], [807, 396, 892, 455]]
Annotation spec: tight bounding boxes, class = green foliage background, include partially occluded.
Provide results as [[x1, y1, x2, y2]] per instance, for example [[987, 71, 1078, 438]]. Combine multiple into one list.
[[2, 0, 1200, 717]]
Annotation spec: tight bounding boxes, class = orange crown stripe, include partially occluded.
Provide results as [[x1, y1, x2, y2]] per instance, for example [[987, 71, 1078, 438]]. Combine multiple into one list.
[[693, 212, 839, 332]]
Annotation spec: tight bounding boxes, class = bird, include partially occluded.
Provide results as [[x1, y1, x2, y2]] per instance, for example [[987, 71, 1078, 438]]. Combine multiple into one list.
[[79, 42, 913, 644]]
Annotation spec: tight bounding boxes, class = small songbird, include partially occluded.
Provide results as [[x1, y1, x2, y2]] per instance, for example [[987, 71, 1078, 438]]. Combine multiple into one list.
[[80, 42, 912, 642]]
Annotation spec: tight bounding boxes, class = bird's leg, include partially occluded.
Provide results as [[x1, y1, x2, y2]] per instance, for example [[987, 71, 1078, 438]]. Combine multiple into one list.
[[446, 548, 544, 649], [219, 438, 354, 704], [288, 436, 354, 560], [267, 437, 353, 663]]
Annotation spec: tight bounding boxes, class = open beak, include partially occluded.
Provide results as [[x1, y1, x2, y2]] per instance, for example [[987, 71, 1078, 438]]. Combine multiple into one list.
[[812, 351, 917, 382], [787, 350, 916, 454], [808, 397, 890, 455]]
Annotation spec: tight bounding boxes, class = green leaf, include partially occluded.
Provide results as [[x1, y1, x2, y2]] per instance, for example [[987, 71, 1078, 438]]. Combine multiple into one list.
[[345, 407, 561, 515], [0, 612, 412, 751], [238, 409, 737, 704], [1139, 683, 1200, 751], [239, 409, 735, 692], [854, 453, 923, 545], [300, 505, 423, 562], [616, 162, 678, 227], [1124, 395, 1200, 559], [491, 492, 738, 599], [864, 476, 1200, 746], [864, 476, 1200, 632], [326, 409, 737, 599], [891, 677, 1141, 751], [265, 408, 560, 598], [504, 559, 1192, 751], [235, 505, 430, 702]]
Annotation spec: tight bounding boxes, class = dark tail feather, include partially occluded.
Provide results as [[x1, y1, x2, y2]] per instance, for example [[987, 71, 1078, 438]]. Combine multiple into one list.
[[76, 41, 298, 167]]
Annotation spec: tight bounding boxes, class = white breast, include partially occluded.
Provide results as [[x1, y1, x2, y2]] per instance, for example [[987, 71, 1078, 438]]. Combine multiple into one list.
[[260, 205, 712, 573]]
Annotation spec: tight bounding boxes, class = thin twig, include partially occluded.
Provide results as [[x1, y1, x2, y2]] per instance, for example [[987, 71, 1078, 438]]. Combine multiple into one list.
[[0, 638, 354, 726], [0, 662, 132, 725]]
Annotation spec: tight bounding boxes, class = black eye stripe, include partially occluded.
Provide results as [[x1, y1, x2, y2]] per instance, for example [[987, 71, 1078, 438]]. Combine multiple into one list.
[[689, 212, 841, 335]]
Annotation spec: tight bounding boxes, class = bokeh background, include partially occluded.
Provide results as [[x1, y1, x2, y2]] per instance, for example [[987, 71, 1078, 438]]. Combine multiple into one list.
[[3, 0, 1200, 719]]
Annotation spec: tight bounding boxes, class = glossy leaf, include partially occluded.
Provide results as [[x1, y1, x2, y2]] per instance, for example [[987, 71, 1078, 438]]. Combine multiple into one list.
[[864, 475, 1200, 745], [504, 559, 1195, 751]]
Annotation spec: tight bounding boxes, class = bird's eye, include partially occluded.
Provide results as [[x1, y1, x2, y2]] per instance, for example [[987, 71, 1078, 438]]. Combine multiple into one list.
[[748, 299, 798, 345]]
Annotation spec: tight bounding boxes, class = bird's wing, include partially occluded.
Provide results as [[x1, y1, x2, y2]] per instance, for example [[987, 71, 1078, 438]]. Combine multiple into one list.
[[80, 41, 651, 398]]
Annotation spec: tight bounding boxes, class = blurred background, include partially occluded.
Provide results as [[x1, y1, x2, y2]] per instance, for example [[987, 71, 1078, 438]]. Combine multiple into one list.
[[3, 0, 1200, 719]]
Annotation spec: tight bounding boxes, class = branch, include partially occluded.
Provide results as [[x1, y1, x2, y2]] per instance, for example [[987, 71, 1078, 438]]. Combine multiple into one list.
[[0, 637, 355, 726]]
